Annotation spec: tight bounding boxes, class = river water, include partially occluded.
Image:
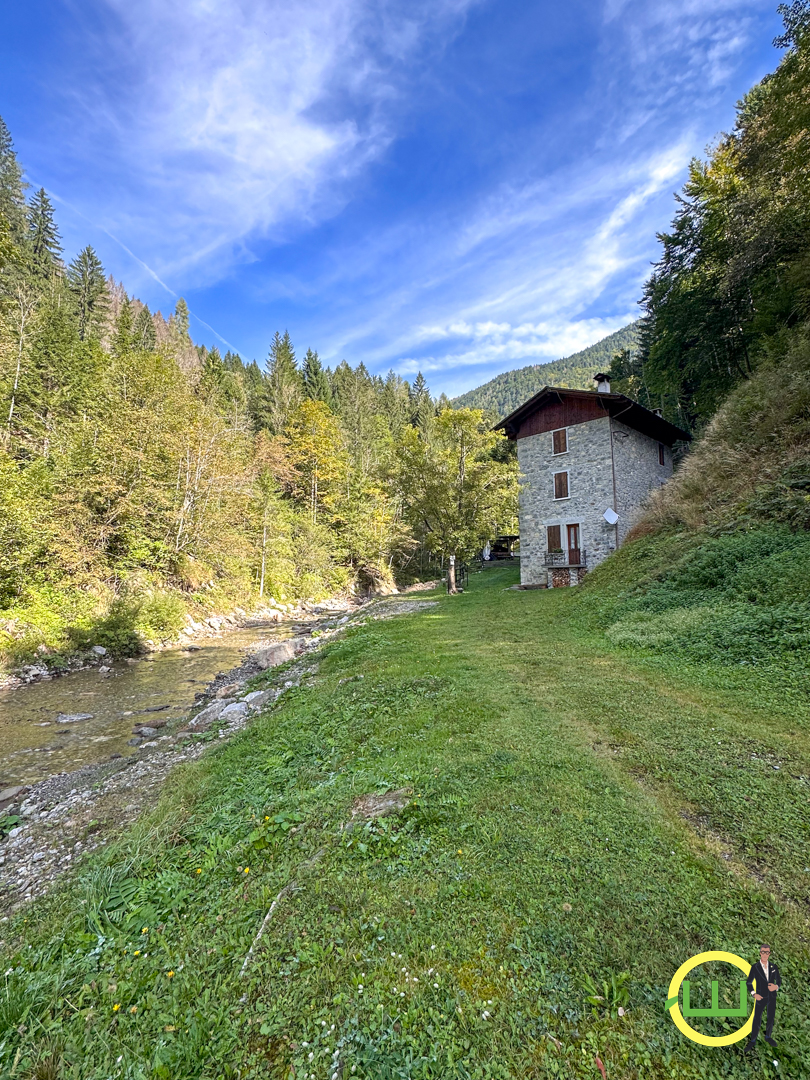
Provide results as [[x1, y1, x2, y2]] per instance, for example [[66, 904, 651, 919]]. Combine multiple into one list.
[[0, 621, 299, 791]]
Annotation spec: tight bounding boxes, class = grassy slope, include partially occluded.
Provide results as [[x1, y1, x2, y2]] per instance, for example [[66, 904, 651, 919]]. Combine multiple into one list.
[[450, 324, 638, 417], [3, 567, 808, 1079]]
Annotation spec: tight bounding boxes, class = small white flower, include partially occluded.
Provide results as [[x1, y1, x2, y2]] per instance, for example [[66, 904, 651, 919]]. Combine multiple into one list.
[[401, 967, 406, 972], [358, 988, 364, 994], [308, 1053, 314, 1062], [302, 1041, 309, 1047], [330, 1024, 335, 1031], [433, 983, 439, 988], [487, 999, 493, 1004], [413, 977, 418, 982], [352, 1067, 357, 1074], [391, 951, 396, 957], [431, 944, 436, 950], [321, 1020, 327, 1026], [482, 1010, 490, 1020], [398, 953, 403, 958], [400, 992, 405, 997]]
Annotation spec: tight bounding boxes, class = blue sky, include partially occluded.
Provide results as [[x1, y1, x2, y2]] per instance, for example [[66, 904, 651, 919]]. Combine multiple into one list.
[[0, 0, 784, 396]]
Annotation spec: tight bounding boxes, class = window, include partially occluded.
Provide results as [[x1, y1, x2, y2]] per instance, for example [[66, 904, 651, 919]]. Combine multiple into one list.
[[553, 471, 569, 500], [546, 524, 562, 551], [658, 443, 665, 466], [552, 428, 568, 455]]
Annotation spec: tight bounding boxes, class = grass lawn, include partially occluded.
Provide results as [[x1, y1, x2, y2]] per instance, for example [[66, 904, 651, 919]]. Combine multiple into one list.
[[3, 564, 809, 1079]]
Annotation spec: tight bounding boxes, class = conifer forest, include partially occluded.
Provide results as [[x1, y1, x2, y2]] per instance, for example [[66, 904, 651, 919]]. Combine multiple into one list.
[[0, 117, 517, 667]]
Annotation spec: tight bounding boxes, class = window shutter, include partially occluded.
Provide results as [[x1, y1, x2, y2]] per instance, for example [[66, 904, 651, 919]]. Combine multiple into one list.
[[552, 429, 567, 454], [554, 472, 569, 499], [658, 443, 665, 466], [547, 525, 561, 550]]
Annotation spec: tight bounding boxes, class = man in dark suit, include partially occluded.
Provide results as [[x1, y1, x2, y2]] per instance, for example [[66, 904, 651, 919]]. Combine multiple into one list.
[[744, 944, 781, 1051]]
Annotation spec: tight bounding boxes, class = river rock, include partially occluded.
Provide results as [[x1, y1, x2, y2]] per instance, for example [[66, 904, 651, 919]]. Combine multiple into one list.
[[134, 726, 158, 737], [0, 785, 27, 804], [91, 645, 108, 656], [141, 705, 171, 713], [216, 682, 242, 699], [188, 700, 230, 731], [56, 713, 94, 724], [253, 637, 306, 670], [220, 702, 248, 720]]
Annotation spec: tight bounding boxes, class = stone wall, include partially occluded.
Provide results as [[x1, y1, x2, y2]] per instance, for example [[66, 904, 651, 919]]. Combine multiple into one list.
[[611, 420, 673, 543], [516, 415, 616, 586], [516, 414, 675, 586]]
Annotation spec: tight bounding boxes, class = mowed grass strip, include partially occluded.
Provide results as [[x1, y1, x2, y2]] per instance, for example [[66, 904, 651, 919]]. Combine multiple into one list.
[[2, 566, 808, 1079]]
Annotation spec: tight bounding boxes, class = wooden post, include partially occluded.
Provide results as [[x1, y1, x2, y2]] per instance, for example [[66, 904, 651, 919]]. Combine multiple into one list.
[[448, 554, 457, 594]]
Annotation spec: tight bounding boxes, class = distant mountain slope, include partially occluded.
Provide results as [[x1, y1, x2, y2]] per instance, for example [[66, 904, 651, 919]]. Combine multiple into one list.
[[452, 322, 639, 419]]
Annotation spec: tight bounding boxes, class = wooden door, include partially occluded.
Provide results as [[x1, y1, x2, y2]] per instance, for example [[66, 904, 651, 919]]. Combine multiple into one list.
[[567, 524, 580, 565]]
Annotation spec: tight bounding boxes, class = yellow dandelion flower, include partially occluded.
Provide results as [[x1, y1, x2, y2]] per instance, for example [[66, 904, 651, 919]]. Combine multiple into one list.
[[167, 971, 175, 978], [196, 868, 202, 874], [113, 1003, 121, 1012], [457, 849, 463, 855], [141, 927, 148, 934], [134, 950, 140, 956], [244, 867, 250, 874], [264, 816, 270, 821]]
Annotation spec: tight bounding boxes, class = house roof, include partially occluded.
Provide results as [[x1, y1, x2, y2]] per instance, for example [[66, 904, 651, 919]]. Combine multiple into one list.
[[494, 385, 692, 445]]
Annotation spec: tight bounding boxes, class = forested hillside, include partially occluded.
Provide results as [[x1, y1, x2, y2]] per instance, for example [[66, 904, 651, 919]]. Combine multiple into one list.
[[0, 118, 516, 672], [450, 322, 638, 417], [584, 2, 810, 673]]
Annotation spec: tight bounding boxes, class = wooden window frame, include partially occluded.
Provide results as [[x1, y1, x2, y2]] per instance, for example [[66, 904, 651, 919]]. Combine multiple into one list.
[[658, 443, 666, 466], [552, 428, 568, 456], [553, 471, 570, 500]]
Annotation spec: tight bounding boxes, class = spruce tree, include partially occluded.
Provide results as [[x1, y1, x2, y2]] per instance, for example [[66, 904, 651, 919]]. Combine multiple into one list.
[[173, 297, 190, 339], [0, 115, 27, 245], [67, 245, 107, 340], [410, 371, 434, 430], [302, 348, 332, 405], [113, 297, 134, 356], [133, 305, 156, 351], [261, 330, 303, 433], [27, 188, 62, 281]]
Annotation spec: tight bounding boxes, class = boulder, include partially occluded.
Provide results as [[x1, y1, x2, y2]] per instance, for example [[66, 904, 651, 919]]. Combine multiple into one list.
[[56, 713, 94, 724], [188, 699, 230, 731], [220, 702, 248, 720], [91, 645, 108, 657], [215, 682, 242, 699], [253, 637, 306, 670], [243, 689, 275, 709]]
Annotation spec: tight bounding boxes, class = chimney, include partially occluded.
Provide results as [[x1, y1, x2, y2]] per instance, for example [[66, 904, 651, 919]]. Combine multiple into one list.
[[593, 372, 611, 393]]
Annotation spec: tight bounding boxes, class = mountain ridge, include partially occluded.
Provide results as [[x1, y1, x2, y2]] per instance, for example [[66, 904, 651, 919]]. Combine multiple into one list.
[[451, 322, 639, 418]]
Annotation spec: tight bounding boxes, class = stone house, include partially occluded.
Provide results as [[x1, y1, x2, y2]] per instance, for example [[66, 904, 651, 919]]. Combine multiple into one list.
[[495, 374, 690, 587]]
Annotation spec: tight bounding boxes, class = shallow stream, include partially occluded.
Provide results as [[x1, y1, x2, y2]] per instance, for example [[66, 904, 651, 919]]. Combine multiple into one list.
[[0, 621, 299, 790]]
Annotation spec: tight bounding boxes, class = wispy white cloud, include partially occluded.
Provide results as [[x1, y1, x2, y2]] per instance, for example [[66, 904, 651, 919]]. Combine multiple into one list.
[[68, 0, 479, 284]]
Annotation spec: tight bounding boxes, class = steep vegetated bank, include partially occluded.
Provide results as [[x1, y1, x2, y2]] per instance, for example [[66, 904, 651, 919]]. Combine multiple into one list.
[[0, 119, 517, 675], [582, 7, 810, 674]]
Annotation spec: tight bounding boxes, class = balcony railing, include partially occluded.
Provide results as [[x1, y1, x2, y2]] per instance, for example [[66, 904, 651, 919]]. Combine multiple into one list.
[[544, 549, 587, 568]]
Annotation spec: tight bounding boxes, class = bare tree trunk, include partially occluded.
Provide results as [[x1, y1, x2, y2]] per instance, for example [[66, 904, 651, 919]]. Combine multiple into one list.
[[448, 554, 458, 594], [259, 516, 267, 599]]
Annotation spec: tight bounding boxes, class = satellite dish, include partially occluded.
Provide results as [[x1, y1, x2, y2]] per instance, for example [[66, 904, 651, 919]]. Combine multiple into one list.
[[603, 508, 619, 525]]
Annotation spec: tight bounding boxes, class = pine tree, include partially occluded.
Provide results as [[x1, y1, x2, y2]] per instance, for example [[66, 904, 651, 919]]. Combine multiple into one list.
[[302, 348, 332, 405], [201, 346, 225, 395], [410, 371, 434, 430], [27, 188, 62, 281], [113, 297, 134, 356], [67, 246, 107, 340], [133, 305, 156, 351], [261, 330, 303, 433], [0, 115, 27, 245], [172, 297, 190, 339]]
